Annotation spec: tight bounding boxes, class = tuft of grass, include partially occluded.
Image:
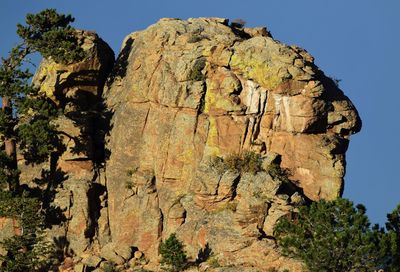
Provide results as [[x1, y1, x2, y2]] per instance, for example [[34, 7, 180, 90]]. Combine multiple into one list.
[[126, 167, 138, 176], [206, 254, 221, 268], [213, 201, 238, 213], [125, 180, 134, 190], [209, 151, 262, 175]]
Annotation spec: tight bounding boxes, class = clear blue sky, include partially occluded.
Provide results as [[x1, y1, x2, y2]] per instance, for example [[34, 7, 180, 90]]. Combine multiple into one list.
[[1, 0, 399, 225]]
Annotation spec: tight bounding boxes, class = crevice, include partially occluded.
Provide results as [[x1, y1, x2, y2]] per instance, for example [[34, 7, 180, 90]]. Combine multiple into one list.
[[229, 174, 241, 200], [214, 174, 224, 197], [102, 166, 112, 240], [257, 228, 269, 240], [85, 183, 107, 241], [141, 106, 151, 135], [197, 81, 207, 116], [240, 118, 250, 150], [158, 207, 164, 239]]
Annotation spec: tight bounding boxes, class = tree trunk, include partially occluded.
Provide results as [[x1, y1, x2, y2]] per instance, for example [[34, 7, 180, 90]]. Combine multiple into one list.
[[2, 96, 18, 191], [2, 97, 16, 159]]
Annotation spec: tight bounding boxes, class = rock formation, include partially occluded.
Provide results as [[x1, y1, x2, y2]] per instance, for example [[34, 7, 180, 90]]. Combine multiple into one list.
[[21, 30, 114, 256], [102, 18, 360, 270], [5, 18, 361, 271]]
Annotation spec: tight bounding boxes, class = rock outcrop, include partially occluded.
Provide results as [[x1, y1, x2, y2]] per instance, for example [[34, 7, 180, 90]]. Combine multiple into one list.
[[21, 30, 114, 256], [102, 18, 360, 271], [5, 18, 361, 272]]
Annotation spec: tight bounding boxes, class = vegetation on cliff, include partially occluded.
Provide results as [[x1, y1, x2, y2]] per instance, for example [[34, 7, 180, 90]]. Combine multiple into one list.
[[275, 199, 400, 272], [159, 233, 187, 272], [0, 9, 83, 271], [0, 9, 397, 272]]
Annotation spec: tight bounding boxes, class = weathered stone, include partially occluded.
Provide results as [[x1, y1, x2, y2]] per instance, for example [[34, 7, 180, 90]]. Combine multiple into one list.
[[32, 30, 114, 109], [60, 257, 74, 270], [100, 17, 361, 270], [133, 250, 144, 260], [82, 255, 102, 267], [19, 17, 362, 272], [73, 263, 85, 272], [100, 243, 125, 265], [114, 245, 133, 261], [0, 217, 19, 241]]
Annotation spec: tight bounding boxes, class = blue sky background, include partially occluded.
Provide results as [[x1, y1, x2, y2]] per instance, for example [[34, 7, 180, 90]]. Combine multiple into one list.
[[1, 0, 399, 225]]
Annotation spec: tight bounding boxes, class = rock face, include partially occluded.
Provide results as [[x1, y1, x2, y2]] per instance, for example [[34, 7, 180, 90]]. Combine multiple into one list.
[[24, 30, 114, 256], [9, 18, 361, 271], [102, 18, 361, 270]]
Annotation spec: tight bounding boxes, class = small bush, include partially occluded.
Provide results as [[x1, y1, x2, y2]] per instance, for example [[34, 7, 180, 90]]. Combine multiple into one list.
[[125, 180, 134, 190], [209, 151, 262, 175], [189, 58, 206, 81], [213, 201, 238, 214], [239, 151, 262, 174], [231, 18, 247, 28], [159, 233, 187, 272], [266, 161, 291, 184], [188, 34, 208, 43], [126, 167, 138, 176], [206, 254, 221, 268]]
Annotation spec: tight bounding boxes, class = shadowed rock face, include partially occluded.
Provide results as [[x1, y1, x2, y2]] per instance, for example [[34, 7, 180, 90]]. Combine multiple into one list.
[[103, 18, 361, 270], [25, 30, 115, 256]]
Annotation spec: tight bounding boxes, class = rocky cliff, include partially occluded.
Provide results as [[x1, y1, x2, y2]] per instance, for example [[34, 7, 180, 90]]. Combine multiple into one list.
[[12, 18, 360, 271]]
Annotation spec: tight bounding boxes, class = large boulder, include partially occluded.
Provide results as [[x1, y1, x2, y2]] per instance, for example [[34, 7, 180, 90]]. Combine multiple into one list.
[[103, 18, 361, 270]]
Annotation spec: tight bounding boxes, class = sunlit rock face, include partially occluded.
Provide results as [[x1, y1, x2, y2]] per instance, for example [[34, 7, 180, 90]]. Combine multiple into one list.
[[9, 18, 361, 271], [103, 18, 361, 270]]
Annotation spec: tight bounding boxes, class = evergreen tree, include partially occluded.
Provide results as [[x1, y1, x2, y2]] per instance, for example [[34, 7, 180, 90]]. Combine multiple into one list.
[[159, 233, 187, 272], [274, 198, 398, 272], [0, 192, 52, 271], [0, 8, 84, 271], [385, 204, 400, 271]]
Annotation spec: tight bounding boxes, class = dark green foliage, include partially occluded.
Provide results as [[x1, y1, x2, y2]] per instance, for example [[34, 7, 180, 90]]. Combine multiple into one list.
[[385, 205, 400, 271], [16, 9, 85, 64], [0, 51, 32, 98], [209, 151, 262, 175], [17, 119, 60, 164], [0, 110, 15, 138], [16, 89, 62, 164], [159, 233, 187, 272], [189, 58, 206, 81], [0, 7, 82, 168], [0, 8, 84, 271], [0, 151, 20, 190], [0, 191, 52, 271], [274, 198, 397, 272]]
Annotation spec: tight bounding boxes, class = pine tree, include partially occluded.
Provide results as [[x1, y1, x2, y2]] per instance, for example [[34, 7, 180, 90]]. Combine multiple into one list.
[[385, 204, 400, 271], [274, 198, 398, 272], [0, 9, 84, 271], [159, 233, 187, 272]]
